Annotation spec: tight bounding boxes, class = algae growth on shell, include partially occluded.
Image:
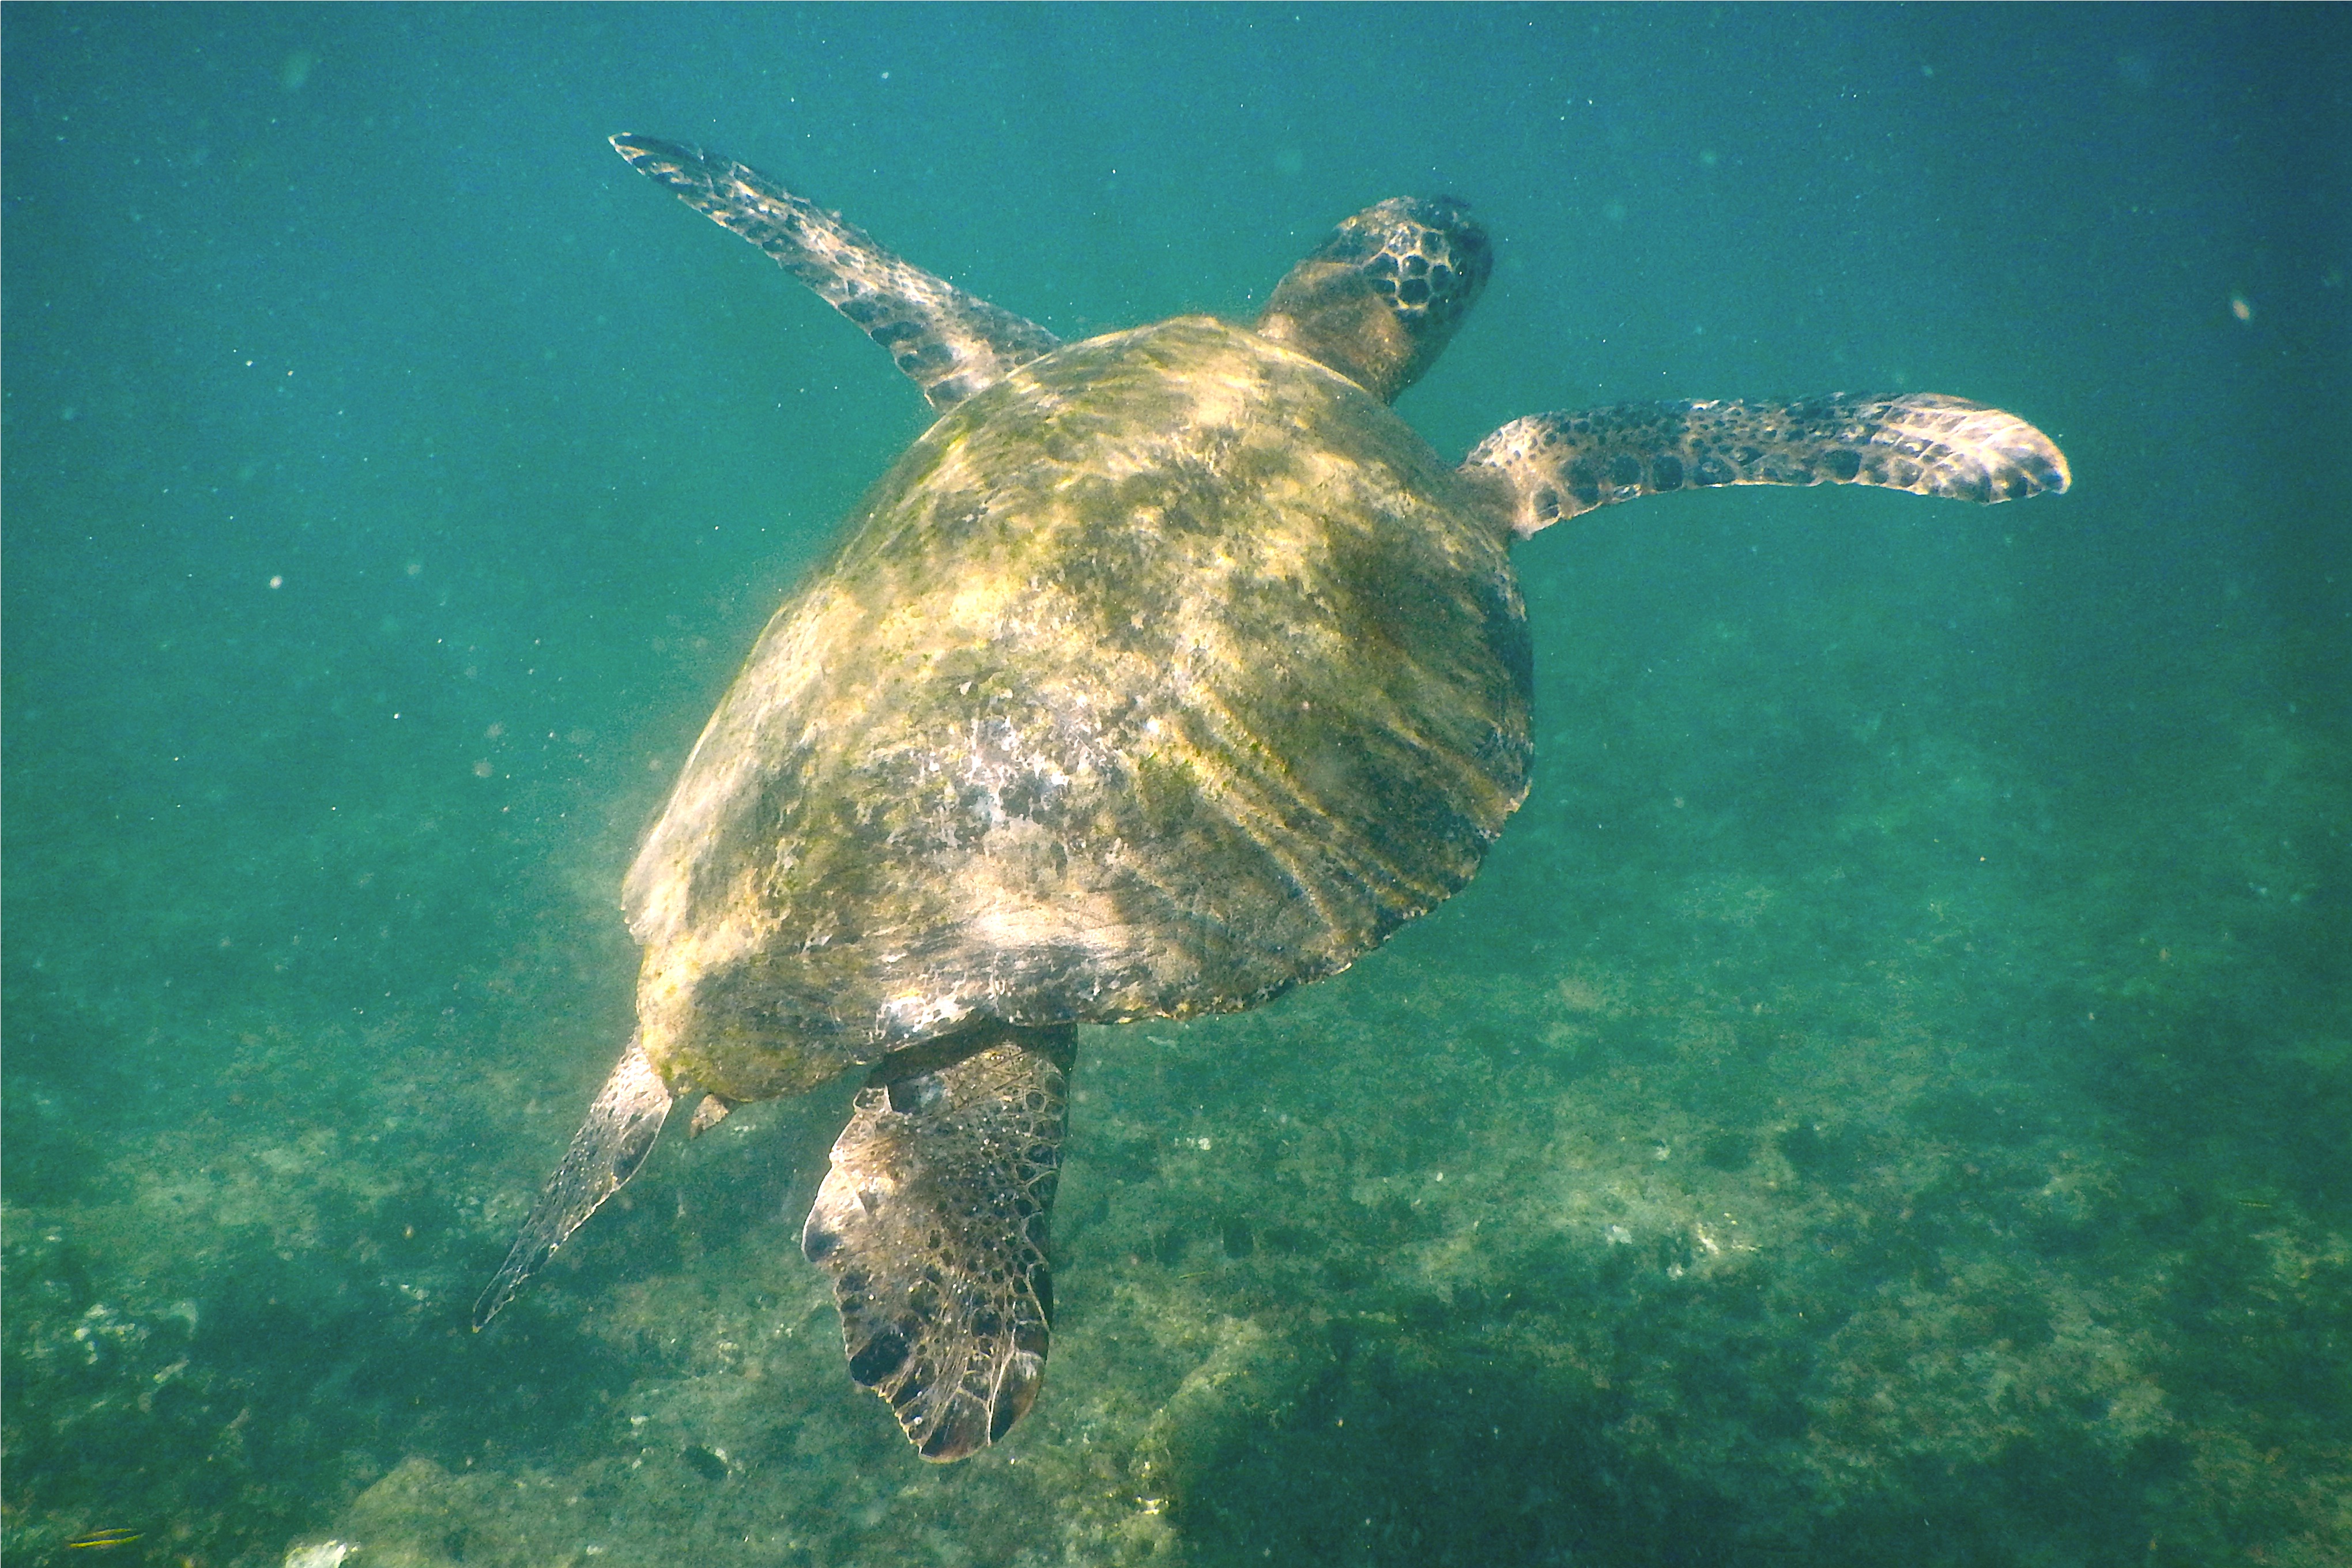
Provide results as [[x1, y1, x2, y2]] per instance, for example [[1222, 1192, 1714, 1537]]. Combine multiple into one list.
[[623, 317, 1534, 1103]]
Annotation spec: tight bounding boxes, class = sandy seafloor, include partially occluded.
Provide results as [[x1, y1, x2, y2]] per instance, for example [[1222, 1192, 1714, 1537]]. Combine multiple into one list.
[[5, 6, 2347, 1566]]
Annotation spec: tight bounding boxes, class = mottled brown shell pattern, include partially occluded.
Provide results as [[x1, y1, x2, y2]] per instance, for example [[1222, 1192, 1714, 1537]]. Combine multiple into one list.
[[623, 318, 1532, 1101]]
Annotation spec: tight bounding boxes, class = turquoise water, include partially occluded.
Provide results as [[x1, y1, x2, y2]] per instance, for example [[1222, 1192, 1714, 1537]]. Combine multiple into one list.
[[6, 5, 2346, 1564]]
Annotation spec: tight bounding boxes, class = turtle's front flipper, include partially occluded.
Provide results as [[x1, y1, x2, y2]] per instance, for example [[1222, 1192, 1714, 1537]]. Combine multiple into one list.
[[802, 1022, 1074, 1461], [1466, 393, 2070, 539], [610, 134, 1060, 412], [473, 1035, 673, 1329]]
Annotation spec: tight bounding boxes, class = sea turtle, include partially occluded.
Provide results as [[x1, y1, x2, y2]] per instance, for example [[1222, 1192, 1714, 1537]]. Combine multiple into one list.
[[474, 134, 2069, 1461]]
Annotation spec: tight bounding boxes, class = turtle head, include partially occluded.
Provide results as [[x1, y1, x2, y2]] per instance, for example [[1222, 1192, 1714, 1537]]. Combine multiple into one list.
[[1256, 197, 1491, 404]]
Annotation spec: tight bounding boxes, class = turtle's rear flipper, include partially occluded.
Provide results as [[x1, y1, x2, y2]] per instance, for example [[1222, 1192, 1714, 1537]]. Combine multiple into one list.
[[473, 1035, 673, 1329], [1467, 393, 2070, 538], [802, 1023, 1075, 1461]]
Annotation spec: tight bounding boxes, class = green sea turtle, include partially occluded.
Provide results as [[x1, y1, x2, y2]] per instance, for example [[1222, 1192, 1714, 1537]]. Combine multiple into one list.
[[474, 134, 2069, 1461]]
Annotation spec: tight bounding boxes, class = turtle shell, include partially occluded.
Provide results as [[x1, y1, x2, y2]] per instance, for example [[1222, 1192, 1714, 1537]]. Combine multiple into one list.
[[624, 316, 1532, 1101]]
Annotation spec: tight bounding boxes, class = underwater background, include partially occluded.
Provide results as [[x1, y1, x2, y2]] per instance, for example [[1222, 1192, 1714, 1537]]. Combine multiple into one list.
[[5, 5, 2346, 1565]]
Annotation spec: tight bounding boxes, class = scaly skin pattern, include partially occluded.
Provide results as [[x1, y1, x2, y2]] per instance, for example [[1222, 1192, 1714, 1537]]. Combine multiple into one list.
[[609, 135, 1060, 412], [1468, 393, 2070, 538], [624, 318, 1531, 1102], [801, 1022, 1075, 1461]]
